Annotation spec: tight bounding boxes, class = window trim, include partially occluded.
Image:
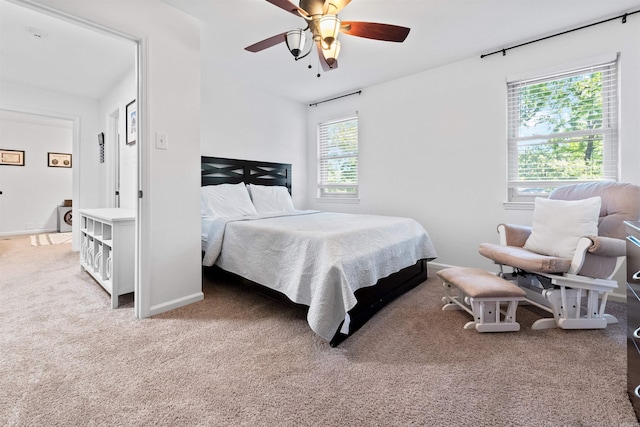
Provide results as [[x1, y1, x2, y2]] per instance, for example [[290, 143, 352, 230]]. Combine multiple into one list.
[[317, 115, 359, 201], [505, 55, 619, 204]]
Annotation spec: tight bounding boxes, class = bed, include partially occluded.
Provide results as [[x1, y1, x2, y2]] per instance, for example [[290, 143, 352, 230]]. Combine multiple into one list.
[[201, 156, 437, 346]]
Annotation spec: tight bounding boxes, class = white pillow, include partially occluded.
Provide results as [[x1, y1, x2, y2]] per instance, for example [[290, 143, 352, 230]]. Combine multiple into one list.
[[523, 196, 601, 259], [248, 184, 295, 214], [201, 183, 257, 217]]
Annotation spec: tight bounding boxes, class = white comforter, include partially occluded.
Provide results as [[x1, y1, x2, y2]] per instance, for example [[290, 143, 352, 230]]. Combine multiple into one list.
[[202, 210, 437, 341]]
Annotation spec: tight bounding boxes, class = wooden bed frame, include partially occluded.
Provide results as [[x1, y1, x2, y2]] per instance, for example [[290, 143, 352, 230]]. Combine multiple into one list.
[[201, 156, 429, 346], [202, 156, 291, 192]]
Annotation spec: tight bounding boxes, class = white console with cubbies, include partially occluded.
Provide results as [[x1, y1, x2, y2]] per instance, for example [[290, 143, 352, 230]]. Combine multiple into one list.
[[79, 208, 135, 308]]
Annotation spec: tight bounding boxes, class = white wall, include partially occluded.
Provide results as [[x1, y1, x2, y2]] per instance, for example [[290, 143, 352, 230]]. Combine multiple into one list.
[[306, 14, 640, 299], [199, 22, 308, 207], [98, 67, 137, 210], [0, 111, 72, 235], [29, 0, 203, 317]]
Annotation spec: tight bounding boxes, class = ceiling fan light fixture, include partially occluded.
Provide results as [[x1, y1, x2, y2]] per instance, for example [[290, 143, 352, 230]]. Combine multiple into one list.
[[322, 39, 341, 67], [318, 15, 341, 49], [285, 29, 312, 59], [246, 1, 411, 74]]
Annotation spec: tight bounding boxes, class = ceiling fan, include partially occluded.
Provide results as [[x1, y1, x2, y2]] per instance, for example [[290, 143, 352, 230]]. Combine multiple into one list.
[[245, 0, 410, 73]]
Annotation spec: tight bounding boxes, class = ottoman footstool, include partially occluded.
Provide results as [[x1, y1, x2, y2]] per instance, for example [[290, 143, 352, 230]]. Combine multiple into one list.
[[437, 267, 526, 332]]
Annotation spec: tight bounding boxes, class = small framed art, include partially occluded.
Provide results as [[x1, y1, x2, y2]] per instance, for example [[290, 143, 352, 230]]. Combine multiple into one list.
[[126, 100, 137, 145], [48, 152, 72, 168], [0, 149, 25, 166]]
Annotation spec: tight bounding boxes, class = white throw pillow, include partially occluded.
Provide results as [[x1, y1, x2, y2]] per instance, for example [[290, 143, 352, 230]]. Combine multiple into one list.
[[201, 183, 257, 217], [248, 184, 295, 214], [523, 196, 601, 259]]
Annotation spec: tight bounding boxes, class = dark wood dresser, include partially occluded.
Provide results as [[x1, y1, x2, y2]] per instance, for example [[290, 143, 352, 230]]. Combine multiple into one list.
[[627, 220, 640, 422]]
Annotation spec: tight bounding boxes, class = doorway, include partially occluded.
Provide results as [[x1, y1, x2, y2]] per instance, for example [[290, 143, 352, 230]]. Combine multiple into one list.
[[0, 110, 73, 236], [109, 105, 138, 211], [0, 0, 140, 313]]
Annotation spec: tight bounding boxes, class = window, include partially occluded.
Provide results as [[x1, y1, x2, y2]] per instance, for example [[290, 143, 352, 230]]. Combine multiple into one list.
[[317, 116, 359, 199], [506, 57, 618, 202]]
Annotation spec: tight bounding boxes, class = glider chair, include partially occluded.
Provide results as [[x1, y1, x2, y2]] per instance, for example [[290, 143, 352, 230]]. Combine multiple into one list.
[[479, 182, 640, 330]]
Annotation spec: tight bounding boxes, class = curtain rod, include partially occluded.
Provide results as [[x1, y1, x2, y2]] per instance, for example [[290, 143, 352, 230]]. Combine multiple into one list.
[[309, 90, 362, 107], [481, 9, 639, 59]]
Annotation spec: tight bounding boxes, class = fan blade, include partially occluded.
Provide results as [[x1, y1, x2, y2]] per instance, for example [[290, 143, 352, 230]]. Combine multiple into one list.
[[317, 44, 338, 71], [340, 21, 410, 42], [323, 0, 352, 14], [245, 32, 288, 53], [266, 0, 308, 17]]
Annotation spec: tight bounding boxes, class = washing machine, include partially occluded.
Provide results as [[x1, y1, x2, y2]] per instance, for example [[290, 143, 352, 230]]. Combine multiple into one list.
[[58, 206, 73, 232]]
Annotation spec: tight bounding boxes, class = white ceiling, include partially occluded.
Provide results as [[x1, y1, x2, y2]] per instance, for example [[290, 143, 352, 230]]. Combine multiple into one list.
[[1, 0, 638, 105], [163, 0, 639, 104], [0, 0, 135, 100]]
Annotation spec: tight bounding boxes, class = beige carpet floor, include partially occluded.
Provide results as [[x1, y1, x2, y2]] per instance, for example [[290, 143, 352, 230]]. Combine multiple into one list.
[[0, 234, 637, 426]]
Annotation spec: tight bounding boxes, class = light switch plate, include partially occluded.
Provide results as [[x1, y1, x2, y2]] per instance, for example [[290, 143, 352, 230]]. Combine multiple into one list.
[[155, 132, 168, 150]]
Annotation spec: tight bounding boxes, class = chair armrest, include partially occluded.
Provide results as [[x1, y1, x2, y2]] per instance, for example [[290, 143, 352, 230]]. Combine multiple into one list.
[[568, 237, 594, 274], [586, 235, 626, 258], [571, 236, 626, 278], [497, 223, 532, 247]]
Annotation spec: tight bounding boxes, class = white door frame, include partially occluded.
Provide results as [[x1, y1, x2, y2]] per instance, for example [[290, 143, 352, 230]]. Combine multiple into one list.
[[109, 109, 121, 208]]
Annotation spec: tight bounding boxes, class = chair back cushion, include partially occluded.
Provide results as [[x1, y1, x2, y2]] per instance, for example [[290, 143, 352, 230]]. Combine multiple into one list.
[[550, 182, 640, 239], [524, 196, 601, 259]]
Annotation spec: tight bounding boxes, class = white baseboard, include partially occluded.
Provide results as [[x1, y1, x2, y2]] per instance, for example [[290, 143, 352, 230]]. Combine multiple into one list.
[[608, 292, 626, 303], [427, 261, 458, 272], [146, 292, 204, 317], [0, 228, 58, 237]]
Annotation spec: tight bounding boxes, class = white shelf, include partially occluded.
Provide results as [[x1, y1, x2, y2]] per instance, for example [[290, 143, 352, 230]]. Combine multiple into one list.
[[79, 208, 134, 309]]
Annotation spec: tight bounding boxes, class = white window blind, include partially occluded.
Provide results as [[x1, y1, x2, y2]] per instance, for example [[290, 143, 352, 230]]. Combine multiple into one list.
[[317, 116, 358, 199], [506, 57, 618, 201]]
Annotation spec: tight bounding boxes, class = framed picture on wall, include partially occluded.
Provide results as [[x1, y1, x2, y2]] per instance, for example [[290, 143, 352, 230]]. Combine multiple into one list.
[[126, 100, 137, 145], [0, 149, 25, 166], [48, 152, 72, 168]]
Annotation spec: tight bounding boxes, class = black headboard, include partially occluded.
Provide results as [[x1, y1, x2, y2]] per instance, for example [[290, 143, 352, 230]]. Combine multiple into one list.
[[201, 156, 292, 194]]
